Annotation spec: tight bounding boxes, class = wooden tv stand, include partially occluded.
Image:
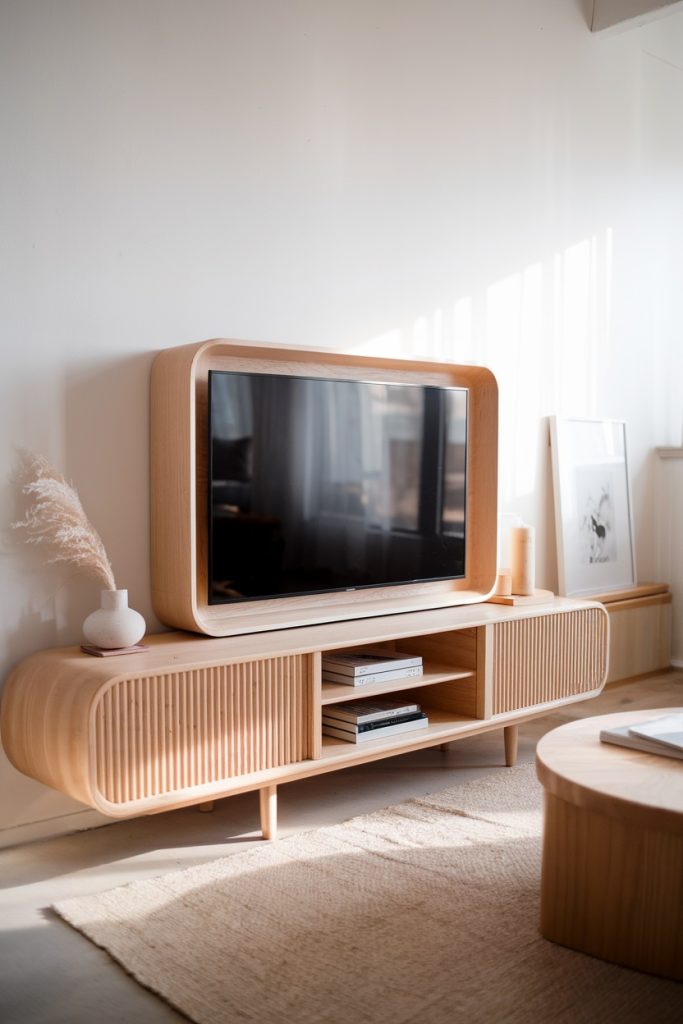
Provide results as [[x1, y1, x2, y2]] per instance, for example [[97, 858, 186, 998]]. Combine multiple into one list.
[[0, 598, 608, 840]]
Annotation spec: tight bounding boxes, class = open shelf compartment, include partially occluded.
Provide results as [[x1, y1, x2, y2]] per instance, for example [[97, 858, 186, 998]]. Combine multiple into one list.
[[318, 627, 484, 750]]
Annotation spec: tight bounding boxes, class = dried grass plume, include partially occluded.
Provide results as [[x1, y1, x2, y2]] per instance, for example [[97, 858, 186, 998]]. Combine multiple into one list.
[[13, 451, 116, 590]]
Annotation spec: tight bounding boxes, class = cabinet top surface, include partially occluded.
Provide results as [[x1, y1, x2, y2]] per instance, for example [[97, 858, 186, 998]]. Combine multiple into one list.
[[536, 709, 683, 832], [13, 597, 602, 679]]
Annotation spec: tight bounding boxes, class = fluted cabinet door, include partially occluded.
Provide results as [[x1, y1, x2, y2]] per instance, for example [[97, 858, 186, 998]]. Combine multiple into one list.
[[92, 656, 311, 812], [1, 647, 313, 817], [490, 607, 608, 714]]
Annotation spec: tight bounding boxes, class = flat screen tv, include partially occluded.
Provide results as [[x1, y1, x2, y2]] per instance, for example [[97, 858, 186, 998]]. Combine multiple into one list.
[[208, 370, 468, 605]]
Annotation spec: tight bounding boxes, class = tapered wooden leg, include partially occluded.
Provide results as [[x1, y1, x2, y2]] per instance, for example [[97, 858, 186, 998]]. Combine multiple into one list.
[[198, 801, 215, 813], [259, 784, 277, 840], [503, 725, 518, 767]]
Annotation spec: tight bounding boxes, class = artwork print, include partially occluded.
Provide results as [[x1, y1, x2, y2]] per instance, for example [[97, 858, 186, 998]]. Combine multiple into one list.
[[550, 418, 636, 596], [576, 467, 617, 564]]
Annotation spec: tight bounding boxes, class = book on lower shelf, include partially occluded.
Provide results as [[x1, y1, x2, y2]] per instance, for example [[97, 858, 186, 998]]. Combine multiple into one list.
[[600, 715, 683, 762], [321, 650, 423, 678], [322, 708, 429, 744], [322, 699, 422, 726]]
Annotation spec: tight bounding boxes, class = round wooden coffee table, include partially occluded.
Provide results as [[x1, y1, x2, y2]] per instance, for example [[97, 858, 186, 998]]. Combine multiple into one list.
[[536, 708, 683, 981]]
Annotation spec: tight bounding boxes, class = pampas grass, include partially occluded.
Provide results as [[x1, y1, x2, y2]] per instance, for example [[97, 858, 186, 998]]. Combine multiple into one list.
[[13, 451, 116, 590]]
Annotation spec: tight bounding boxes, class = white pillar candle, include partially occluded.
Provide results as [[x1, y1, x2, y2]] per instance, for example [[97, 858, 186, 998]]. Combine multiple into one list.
[[510, 525, 535, 596]]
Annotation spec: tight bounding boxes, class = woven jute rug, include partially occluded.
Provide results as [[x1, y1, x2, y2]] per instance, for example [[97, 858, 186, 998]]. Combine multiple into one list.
[[54, 764, 683, 1023]]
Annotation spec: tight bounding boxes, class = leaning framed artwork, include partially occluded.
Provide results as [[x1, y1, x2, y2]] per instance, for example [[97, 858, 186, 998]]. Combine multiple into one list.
[[550, 417, 636, 596]]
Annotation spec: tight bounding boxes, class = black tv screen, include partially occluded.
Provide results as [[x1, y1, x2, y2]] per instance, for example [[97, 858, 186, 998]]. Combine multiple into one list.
[[208, 371, 467, 605]]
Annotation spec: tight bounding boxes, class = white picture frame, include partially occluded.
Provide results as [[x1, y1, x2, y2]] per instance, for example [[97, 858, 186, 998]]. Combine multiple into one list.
[[550, 417, 636, 596]]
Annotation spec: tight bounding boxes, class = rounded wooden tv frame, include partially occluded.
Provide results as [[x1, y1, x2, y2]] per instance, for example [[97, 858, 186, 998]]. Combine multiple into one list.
[[150, 339, 498, 637]]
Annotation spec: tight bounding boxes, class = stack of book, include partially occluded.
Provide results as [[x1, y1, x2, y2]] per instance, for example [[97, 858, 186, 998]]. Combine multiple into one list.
[[321, 650, 423, 687], [322, 699, 429, 743], [600, 712, 683, 762]]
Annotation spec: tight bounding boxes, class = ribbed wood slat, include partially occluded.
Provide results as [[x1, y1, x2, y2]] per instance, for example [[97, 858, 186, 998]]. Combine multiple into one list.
[[491, 609, 607, 715], [93, 656, 310, 805]]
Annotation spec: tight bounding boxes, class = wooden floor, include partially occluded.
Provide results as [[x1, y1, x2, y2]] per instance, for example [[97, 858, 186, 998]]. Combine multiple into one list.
[[0, 670, 681, 1024]]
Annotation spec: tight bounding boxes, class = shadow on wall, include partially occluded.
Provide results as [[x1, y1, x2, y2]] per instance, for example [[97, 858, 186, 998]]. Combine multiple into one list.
[[1, 349, 165, 691], [0, 351, 166, 836], [63, 349, 161, 634]]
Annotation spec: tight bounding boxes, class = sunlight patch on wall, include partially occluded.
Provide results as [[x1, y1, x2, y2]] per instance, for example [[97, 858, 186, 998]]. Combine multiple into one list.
[[453, 296, 474, 363], [558, 238, 597, 417], [412, 314, 430, 357], [485, 271, 523, 506], [353, 226, 613, 513], [360, 328, 403, 359], [516, 262, 543, 498]]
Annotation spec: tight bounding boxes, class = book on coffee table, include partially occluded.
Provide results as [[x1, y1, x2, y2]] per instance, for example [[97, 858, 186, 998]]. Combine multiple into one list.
[[628, 713, 683, 752], [599, 723, 683, 762]]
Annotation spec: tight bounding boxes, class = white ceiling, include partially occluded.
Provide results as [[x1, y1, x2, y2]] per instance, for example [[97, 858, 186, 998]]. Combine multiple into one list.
[[592, 0, 683, 33]]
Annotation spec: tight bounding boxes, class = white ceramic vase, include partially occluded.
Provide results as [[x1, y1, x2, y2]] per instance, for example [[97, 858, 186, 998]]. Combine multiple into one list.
[[83, 589, 146, 649]]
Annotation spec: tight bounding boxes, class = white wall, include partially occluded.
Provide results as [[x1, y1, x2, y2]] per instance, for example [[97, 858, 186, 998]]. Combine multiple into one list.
[[1, 0, 682, 846]]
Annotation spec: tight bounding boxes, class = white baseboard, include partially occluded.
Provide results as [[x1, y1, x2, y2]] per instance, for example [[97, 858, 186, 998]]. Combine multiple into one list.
[[671, 658, 683, 670], [0, 808, 112, 850]]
